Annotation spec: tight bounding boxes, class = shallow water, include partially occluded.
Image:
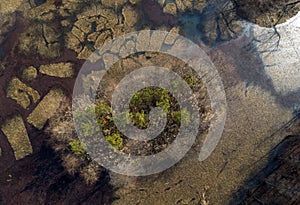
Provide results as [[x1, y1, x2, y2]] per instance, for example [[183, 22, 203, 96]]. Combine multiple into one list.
[[0, 1, 299, 204]]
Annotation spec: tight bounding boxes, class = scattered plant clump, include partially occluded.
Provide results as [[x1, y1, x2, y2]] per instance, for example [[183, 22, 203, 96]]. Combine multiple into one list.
[[47, 98, 103, 185], [47, 53, 212, 183]]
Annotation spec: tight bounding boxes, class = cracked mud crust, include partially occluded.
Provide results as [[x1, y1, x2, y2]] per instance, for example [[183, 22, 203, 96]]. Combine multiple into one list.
[[6, 77, 40, 109], [39, 63, 75, 78], [27, 89, 66, 130], [1, 115, 33, 160]]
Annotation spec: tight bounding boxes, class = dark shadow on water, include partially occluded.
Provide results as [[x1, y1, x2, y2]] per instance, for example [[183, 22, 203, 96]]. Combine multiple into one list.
[[229, 135, 300, 205], [34, 0, 47, 6], [0, 140, 114, 205]]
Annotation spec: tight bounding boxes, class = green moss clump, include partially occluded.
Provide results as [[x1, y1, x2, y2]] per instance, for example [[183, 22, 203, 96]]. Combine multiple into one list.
[[69, 140, 86, 155], [74, 105, 100, 137], [106, 133, 123, 150], [184, 74, 197, 88], [95, 102, 112, 116], [154, 88, 170, 112], [172, 108, 191, 126], [131, 87, 170, 112], [95, 102, 113, 131], [129, 87, 171, 128], [131, 87, 153, 106], [74, 85, 196, 153], [129, 110, 148, 129]]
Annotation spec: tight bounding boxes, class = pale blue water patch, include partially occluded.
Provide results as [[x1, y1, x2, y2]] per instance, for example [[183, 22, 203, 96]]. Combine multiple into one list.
[[176, 1, 226, 45], [34, 0, 47, 6], [164, 0, 176, 5], [178, 13, 203, 44]]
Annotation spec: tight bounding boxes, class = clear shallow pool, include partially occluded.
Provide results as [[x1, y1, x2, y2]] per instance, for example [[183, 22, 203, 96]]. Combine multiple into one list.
[[0, 1, 299, 204]]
